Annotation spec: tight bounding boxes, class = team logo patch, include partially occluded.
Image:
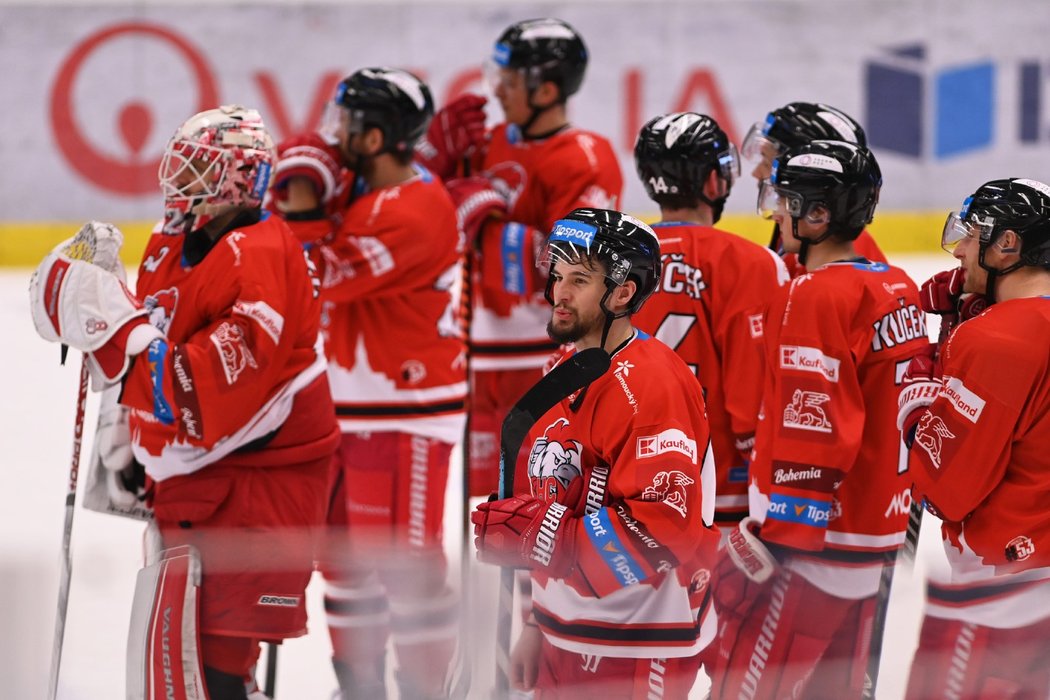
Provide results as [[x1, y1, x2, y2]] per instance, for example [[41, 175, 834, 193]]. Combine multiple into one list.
[[528, 418, 583, 500], [783, 389, 833, 433], [210, 321, 258, 385], [914, 413, 956, 468], [144, 287, 179, 335], [1005, 535, 1036, 562], [940, 376, 986, 423], [636, 429, 698, 463], [779, 345, 840, 382], [641, 470, 695, 517]]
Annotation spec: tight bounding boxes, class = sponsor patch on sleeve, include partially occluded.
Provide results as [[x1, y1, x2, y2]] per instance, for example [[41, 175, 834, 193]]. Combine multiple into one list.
[[584, 510, 646, 587], [766, 494, 831, 528], [940, 376, 986, 423]]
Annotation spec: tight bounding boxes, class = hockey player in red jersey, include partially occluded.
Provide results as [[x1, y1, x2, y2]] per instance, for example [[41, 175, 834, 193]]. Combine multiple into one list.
[[897, 178, 1050, 698], [271, 68, 466, 699], [741, 102, 887, 276], [632, 112, 789, 532], [470, 209, 720, 698], [708, 140, 927, 699], [417, 17, 624, 497], [30, 106, 339, 699]]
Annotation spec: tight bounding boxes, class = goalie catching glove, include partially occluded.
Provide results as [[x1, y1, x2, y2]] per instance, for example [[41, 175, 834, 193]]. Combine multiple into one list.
[[30, 228, 164, 390], [471, 494, 576, 577]]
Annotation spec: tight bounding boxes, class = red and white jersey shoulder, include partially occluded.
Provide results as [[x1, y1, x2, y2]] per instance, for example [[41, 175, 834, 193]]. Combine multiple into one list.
[[470, 124, 624, 370], [909, 297, 1050, 579], [122, 212, 332, 480], [309, 167, 467, 443], [524, 331, 720, 658], [633, 222, 789, 524], [750, 260, 925, 597]]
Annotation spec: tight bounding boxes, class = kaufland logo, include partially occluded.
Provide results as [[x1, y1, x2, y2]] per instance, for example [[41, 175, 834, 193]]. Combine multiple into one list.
[[636, 428, 698, 463], [779, 345, 840, 382], [865, 44, 995, 158]]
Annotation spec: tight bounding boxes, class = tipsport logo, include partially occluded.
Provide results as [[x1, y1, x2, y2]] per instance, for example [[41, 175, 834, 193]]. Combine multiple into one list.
[[865, 44, 996, 159]]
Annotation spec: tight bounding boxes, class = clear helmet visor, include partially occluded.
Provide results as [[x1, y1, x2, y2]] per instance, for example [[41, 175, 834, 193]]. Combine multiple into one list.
[[757, 179, 803, 220], [741, 120, 783, 162], [941, 211, 994, 252], [538, 219, 633, 286], [317, 102, 366, 145], [717, 142, 742, 187]]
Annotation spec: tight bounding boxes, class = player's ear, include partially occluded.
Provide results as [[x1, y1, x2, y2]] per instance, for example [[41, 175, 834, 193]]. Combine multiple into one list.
[[612, 279, 637, 313], [362, 126, 385, 156], [997, 229, 1020, 254], [533, 80, 561, 108]]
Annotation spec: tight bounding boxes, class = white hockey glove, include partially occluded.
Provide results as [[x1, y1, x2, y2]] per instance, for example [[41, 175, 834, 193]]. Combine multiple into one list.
[[30, 231, 163, 390], [83, 384, 152, 520], [726, 517, 778, 584]]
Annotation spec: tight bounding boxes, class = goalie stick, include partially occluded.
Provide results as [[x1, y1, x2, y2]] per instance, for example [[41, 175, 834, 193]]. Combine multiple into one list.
[[47, 226, 104, 700], [492, 347, 610, 698]]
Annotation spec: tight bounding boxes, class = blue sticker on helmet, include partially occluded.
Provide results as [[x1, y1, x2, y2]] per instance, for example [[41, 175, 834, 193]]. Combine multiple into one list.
[[493, 42, 511, 66], [961, 195, 973, 218], [252, 161, 272, 198], [550, 220, 598, 248], [763, 113, 776, 136]]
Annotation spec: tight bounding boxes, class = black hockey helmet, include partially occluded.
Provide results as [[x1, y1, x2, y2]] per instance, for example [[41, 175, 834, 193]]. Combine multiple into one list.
[[943, 178, 1050, 274], [634, 112, 740, 221], [742, 102, 866, 162], [541, 208, 661, 316], [493, 18, 588, 101], [759, 139, 882, 242], [328, 67, 434, 156]]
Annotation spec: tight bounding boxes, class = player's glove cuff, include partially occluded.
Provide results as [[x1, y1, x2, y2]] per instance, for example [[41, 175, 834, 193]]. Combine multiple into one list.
[[726, 517, 777, 584]]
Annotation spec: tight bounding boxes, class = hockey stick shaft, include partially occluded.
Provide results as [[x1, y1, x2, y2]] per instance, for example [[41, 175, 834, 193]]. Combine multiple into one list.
[[263, 642, 278, 697], [48, 356, 90, 700], [493, 347, 610, 697]]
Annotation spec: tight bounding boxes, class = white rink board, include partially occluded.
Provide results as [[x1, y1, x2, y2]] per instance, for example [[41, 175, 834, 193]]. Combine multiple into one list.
[[2, 0, 1050, 222], [2, 253, 956, 699]]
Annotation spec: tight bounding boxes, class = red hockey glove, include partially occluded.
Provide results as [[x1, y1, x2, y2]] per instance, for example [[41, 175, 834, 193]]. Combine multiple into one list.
[[726, 517, 777, 584], [471, 494, 576, 577], [416, 94, 488, 180], [921, 268, 988, 322], [446, 176, 507, 245], [897, 343, 943, 444], [272, 132, 344, 208]]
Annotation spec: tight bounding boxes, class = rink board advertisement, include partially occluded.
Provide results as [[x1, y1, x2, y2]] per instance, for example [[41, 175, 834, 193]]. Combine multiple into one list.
[[2, 0, 1049, 262]]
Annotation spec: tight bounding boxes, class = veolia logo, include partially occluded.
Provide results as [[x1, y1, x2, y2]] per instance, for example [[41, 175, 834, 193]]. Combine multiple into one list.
[[50, 22, 219, 195]]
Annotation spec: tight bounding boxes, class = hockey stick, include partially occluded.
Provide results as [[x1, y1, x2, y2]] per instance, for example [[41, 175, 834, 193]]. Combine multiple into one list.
[[446, 155, 476, 700], [492, 347, 611, 698], [48, 356, 90, 700], [263, 643, 278, 697]]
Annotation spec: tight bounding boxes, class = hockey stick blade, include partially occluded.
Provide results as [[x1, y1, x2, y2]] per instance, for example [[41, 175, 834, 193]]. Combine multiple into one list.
[[497, 347, 611, 499], [492, 347, 610, 698]]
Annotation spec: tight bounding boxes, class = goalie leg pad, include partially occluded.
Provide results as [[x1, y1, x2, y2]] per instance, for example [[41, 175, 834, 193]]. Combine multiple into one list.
[[710, 569, 871, 700], [127, 545, 207, 700]]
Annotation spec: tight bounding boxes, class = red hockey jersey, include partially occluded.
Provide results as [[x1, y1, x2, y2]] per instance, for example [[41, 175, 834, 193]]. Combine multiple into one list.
[[524, 331, 721, 658], [910, 297, 1050, 579], [299, 168, 468, 444], [633, 222, 790, 526], [750, 260, 925, 598], [122, 212, 337, 481], [468, 124, 623, 370]]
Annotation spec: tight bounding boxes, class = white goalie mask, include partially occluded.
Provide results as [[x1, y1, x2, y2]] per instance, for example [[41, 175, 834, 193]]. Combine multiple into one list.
[[158, 105, 276, 235]]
